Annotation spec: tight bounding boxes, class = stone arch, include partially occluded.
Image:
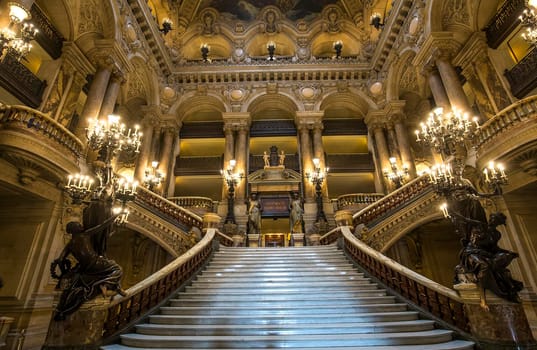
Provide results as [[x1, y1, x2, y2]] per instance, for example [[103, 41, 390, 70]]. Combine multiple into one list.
[[386, 50, 422, 101], [318, 91, 371, 117], [244, 93, 299, 119], [174, 93, 227, 123], [74, 0, 118, 53]]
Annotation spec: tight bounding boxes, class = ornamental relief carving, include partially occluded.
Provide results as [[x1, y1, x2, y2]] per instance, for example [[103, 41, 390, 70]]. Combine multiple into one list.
[[442, 0, 470, 29], [78, 0, 104, 36]]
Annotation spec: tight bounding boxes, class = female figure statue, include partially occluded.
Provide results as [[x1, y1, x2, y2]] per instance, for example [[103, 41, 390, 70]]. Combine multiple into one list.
[[289, 192, 304, 233], [247, 193, 262, 235]]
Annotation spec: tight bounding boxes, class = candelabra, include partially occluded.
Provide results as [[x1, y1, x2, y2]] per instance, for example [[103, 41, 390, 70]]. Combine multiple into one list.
[[415, 107, 479, 156], [0, 2, 38, 60], [144, 161, 163, 191], [65, 114, 142, 223], [221, 159, 243, 224], [383, 157, 409, 188], [333, 40, 343, 59], [200, 43, 210, 62], [307, 158, 329, 222], [267, 41, 276, 61], [519, 0, 537, 46]]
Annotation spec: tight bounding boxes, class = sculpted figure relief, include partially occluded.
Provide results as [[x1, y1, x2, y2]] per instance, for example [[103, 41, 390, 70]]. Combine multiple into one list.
[[247, 193, 262, 235]]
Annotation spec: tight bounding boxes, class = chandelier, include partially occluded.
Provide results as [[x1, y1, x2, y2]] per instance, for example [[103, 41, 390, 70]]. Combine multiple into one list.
[[221, 159, 244, 224], [307, 158, 329, 222], [86, 114, 142, 156], [383, 157, 409, 188], [415, 107, 479, 156], [143, 161, 163, 191], [0, 2, 38, 60], [520, 0, 537, 45]]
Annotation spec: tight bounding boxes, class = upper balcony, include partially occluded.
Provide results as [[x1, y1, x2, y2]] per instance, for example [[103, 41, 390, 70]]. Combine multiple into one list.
[[0, 104, 83, 184]]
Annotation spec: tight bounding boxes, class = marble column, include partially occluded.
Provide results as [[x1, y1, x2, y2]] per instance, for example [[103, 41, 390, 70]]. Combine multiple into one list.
[[75, 60, 113, 139], [312, 121, 328, 198], [99, 71, 124, 119], [373, 124, 391, 192], [166, 134, 181, 197], [435, 54, 472, 113], [148, 126, 162, 167], [222, 124, 236, 201], [298, 124, 314, 203], [134, 117, 156, 182], [393, 116, 417, 178], [52, 69, 75, 121], [426, 66, 451, 111], [158, 126, 177, 196], [234, 125, 249, 201]]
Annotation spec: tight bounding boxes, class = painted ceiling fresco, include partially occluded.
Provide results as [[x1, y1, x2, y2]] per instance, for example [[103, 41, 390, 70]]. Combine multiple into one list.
[[198, 0, 338, 21]]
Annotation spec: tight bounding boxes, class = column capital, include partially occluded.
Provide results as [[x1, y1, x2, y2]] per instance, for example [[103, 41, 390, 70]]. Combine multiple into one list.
[[61, 42, 95, 77], [141, 105, 162, 126], [453, 31, 488, 69], [412, 32, 462, 68], [295, 111, 324, 128], [89, 39, 132, 74], [222, 112, 251, 130]]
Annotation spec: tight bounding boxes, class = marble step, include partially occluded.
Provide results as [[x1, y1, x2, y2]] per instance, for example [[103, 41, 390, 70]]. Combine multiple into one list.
[[168, 295, 396, 307], [177, 289, 388, 300], [202, 265, 358, 273], [119, 329, 455, 348], [198, 270, 364, 278], [184, 284, 380, 294], [189, 279, 373, 289], [148, 311, 421, 325], [103, 339, 475, 350], [159, 303, 407, 316], [135, 319, 436, 336]]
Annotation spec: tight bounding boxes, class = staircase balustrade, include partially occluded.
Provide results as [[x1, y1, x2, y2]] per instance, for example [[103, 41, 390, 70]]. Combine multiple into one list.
[[338, 226, 471, 334], [335, 193, 384, 211], [103, 228, 232, 339], [135, 187, 204, 231]]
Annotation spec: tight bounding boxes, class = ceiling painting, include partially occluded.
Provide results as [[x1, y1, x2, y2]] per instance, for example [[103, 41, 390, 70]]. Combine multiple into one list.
[[198, 0, 338, 21]]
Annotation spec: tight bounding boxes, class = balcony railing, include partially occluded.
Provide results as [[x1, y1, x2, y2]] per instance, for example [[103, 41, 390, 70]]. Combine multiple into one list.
[[505, 48, 537, 99], [484, 0, 525, 49], [167, 196, 218, 214], [0, 54, 46, 108], [31, 4, 64, 59], [334, 193, 384, 211]]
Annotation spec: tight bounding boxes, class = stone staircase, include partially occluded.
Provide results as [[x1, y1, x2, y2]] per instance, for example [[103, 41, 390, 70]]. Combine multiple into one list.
[[103, 245, 474, 349]]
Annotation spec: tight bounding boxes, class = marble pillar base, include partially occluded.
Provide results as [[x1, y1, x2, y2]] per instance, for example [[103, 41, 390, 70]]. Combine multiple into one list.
[[454, 283, 537, 348], [292, 233, 304, 247], [248, 234, 260, 247], [43, 297, 111, 349]]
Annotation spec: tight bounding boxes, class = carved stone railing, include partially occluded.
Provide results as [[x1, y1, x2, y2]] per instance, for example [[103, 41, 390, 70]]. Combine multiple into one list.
[[335, 226, 471, 334], [135, 187, 203, 232], [43, 228, 234, 349], [335, 193, 384, 211], [475, 95, 537, 163], [0, 104, 83, 180], [167, 196, 218, 214], [0, 54, 47, 108], [484, 0, 525, 49], [505, 48, 537, 99]]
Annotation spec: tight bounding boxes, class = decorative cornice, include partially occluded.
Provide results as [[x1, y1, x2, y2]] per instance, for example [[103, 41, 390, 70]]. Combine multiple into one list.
[[412, 32, 462, 68]]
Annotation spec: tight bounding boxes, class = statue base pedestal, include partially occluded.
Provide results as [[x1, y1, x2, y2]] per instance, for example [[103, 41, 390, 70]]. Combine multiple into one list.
[[292, 233, 304, 247], [232, 234, 244, 247], [247, 234, 260, 247], [454, 283, 536, 347], [307, 233, 321, 246]]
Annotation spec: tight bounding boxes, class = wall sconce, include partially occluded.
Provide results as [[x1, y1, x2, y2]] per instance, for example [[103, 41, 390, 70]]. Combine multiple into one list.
[[201, 43, 210, 62], [483, 160, 508, 195], [333, 40, 343, 59], [267, 41, 276, 61], [159, 18, 173, 35], [0, 2, 38, 60], [370, 13, 384, 30], [144, 160, 164, 191]]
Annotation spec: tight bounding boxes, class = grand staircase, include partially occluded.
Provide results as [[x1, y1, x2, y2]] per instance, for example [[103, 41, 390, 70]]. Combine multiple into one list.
[[103, 245, 474, 349]]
